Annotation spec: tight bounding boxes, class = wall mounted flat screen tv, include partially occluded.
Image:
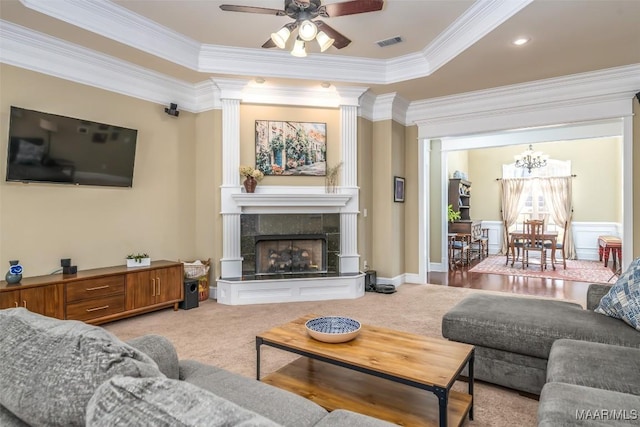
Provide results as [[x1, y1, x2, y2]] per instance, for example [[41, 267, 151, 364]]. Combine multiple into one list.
[[6, 106, 138, 187]]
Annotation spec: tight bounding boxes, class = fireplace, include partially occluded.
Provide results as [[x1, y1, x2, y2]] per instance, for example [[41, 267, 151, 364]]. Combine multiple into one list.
[[255, 234, 327, 276], [240, 213, 340, 277]]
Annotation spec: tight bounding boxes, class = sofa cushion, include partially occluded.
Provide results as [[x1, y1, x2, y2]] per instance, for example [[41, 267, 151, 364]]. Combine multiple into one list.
[[547, 339, 640, 395], [0, 405, 29, 427], [87, 375, 281, 427], [126, 334, 180, 379], [0, 308, 162, 427], [442, 294, 640, 360], [596, 257, 640, 331], [180, 360, 328, 427], [538, 382, 640, 426]]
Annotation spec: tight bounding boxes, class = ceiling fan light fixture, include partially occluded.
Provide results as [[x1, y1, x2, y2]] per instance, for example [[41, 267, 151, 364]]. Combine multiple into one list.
[[291, 37, 307, 57], [316, 31, 334, 52], [298, 20, 317, 42], [271, 26, 291, 49]]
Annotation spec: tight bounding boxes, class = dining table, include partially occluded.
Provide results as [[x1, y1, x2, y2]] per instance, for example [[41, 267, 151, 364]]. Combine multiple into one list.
[[507, 230, 559, 270]]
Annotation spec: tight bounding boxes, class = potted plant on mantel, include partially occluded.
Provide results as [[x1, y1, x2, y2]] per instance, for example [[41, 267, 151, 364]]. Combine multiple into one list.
[[126, 253, 150, 268]]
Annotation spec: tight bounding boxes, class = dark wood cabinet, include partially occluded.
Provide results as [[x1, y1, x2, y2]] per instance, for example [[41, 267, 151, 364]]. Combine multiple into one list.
[[126, 265, 183, 310], [0, 284, 64, 318], [449, 178, 472, 221], [0, 260, 183, 325]]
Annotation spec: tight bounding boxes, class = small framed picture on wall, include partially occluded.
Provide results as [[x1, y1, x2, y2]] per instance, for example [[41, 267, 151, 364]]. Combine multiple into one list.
[[394, 176, 405, 203]]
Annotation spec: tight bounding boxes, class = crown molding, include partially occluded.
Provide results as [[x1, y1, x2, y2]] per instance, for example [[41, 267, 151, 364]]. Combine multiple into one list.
[[19, 0, 529, 85], [410, 63, 640, 138], [422, 0, 533, 75], [20, 0, 200, 69], [371, 93, 411, 125], [0, 20, 199, 111]]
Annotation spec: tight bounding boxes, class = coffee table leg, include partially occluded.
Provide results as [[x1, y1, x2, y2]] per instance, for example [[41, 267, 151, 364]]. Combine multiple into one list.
[[434, 387, 448, 427], [469, 349, 475, 420], [256, 337, 262, 380]]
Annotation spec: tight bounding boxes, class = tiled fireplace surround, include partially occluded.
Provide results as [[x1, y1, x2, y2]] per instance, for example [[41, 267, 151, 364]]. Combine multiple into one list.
[[214, 88, 366, 305]]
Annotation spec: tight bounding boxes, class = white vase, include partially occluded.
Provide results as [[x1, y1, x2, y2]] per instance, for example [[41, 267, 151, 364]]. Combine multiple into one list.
[[126, 257, 151, 268]]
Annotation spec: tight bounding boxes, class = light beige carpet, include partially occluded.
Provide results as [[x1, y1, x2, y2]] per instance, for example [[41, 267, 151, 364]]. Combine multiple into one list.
[[104, 284, 549, 426]]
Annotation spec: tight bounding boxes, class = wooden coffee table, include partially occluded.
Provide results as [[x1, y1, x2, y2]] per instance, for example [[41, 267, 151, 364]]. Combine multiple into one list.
[[256, 314, 474, 427]]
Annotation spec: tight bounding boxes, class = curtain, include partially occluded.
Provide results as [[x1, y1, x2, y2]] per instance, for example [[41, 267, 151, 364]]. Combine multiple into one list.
[[499, 178, 526, 254], [539, 176, 575, 259]]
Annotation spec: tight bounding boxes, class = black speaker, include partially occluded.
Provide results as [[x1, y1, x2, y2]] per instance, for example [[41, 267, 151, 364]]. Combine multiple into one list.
[[364, 270, 377, 292], [164, 103, 180, 117], [180, 278, 199, 310], [63, 265, 77, 275]]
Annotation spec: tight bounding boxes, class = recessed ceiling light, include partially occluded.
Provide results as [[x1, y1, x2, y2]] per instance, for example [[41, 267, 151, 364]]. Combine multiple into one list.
[[255, 77, 265, 84], [320, 82, 331, 88], [512, 37, 530, 46]]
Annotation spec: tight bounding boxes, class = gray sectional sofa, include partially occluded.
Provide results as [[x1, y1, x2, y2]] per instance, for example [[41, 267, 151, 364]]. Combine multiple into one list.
[[442, 283, 640, 425], [0, 308, 394, 427]]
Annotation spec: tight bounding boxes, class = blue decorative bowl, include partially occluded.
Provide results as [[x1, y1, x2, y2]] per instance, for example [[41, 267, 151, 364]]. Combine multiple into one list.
[[305, 316, 361, 343]]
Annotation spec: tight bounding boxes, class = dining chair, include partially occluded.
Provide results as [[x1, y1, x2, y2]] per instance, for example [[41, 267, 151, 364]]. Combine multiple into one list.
[[522, 220, 547, 270], [504, 221, 524, 266], [545, 220, 567, 269], [449, 233, 471, 269], [470, 227, 489, 260]]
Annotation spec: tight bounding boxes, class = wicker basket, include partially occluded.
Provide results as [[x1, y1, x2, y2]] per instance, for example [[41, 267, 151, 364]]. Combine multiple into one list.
[[180, 258, 211, 301]]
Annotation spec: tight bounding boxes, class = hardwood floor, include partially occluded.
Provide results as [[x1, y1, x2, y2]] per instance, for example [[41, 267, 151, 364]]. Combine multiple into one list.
[[426, 257, 612, 305]]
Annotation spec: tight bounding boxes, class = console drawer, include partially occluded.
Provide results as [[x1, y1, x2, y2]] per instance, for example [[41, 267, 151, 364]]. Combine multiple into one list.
[[66, 276, 125, 303], [66, 294, 125, 321]]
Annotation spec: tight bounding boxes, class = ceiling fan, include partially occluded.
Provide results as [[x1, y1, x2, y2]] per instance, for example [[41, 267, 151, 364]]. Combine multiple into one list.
[[220, 0, 384, 57]]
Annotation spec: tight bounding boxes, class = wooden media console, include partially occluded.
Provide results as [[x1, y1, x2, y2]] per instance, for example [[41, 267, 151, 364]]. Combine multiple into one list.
[[0, 260, 184, 325]]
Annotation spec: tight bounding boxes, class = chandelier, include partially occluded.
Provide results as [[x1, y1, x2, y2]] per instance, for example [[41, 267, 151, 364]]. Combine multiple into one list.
[[514, 144, 549, 173], [271, 20, 335, 57]]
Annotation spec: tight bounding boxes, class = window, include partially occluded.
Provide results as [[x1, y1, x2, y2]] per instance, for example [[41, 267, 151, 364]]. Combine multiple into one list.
[[502, 160, 571, 231]]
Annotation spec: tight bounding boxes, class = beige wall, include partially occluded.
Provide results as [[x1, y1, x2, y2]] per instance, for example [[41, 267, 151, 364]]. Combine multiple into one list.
[[404, 125, 419, 274], [357, 116, 373, 271], [634, 99, 640, 256], [370, 120, 407, 278], [0, 65, 197, 276], [194, 109, 222, 279]]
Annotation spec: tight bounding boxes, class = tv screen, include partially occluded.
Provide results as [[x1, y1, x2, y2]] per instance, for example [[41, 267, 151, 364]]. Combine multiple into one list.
[[6, 106, 138, 187]]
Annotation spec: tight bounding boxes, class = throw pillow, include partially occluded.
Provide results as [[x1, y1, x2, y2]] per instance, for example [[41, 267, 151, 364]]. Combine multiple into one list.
[[0, 308, 163, 427], [595, 257, 640, 331], [86, 376, 282, 427]]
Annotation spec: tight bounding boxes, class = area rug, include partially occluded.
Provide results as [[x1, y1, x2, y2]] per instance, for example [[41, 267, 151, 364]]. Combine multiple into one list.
[[470, 255, 617, 284], [104, 284, 551, 426]]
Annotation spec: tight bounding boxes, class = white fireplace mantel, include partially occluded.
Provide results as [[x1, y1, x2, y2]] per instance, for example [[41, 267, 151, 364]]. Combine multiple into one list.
[[231, 187, 352, 214]]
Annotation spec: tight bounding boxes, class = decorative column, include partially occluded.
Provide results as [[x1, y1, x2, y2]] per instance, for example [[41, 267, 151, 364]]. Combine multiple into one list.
[[338, 103, 360, 274], [216, 79, 246, 279]]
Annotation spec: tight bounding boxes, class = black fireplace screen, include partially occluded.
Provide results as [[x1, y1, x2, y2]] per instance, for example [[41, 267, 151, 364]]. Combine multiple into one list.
[[255, 234, 327, 275]]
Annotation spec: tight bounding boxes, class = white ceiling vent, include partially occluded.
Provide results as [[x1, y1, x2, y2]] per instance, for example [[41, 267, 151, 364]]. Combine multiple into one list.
[[376, 36, 403, 47]]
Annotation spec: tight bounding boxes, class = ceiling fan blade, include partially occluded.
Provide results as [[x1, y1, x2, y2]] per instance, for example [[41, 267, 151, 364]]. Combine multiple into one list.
[[315, 21, 351, 49], [262, 38, 277, 48], [319, 0, 383, 17], [219, 4, 286, 16]]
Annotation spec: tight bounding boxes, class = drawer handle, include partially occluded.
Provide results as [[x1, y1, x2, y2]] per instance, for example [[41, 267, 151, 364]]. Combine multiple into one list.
[[151, 278, 156, 296], [86, 285, 109, 291], [86, 305, 109, 312]]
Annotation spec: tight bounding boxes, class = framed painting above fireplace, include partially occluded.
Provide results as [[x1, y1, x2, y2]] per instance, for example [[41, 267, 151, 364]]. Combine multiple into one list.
[[255, 120, 326, 176]]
